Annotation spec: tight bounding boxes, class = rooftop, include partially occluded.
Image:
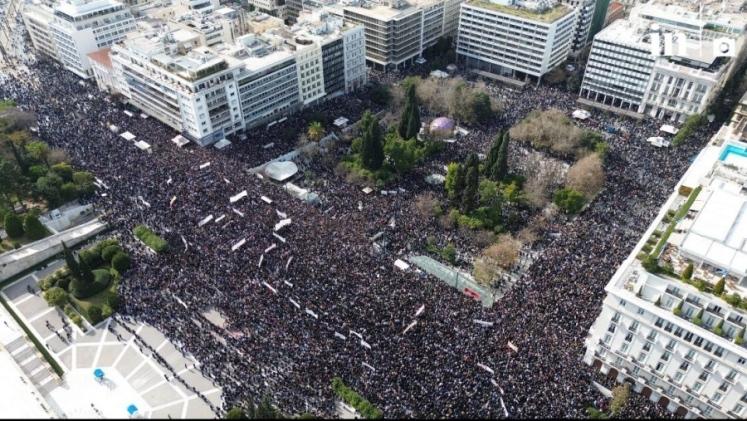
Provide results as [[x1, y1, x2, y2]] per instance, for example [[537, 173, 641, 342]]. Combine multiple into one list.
[[86, 47, 112, 69], [466, 0, 572, 23]]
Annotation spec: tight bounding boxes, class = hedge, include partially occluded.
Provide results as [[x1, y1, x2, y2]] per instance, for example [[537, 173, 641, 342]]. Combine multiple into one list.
[[331, 377, 383, 419], [133, 225, 168, 253]]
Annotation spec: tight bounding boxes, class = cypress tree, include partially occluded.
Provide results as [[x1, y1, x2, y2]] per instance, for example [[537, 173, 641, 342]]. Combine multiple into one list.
[[399, 83, 420, 140], [462, 163, 479, 213], [484, 132, 502, 176], [450, 164, 466, 208], [61, 241, 81, 280], [492, 131, 510, 181], [360, 111, 384, 170]]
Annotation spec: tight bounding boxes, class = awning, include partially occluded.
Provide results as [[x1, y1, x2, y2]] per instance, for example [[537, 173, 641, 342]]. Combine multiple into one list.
[[171, 135, 189, 148], [265, 161, 298, 182], [660, 124, 679, 135], [134, 140, 151, 151], [214, 138, 231, 150]]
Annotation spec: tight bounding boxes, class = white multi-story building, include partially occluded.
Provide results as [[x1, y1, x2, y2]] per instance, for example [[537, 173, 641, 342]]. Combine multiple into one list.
[[561, 0, 595, 53], [584, 102, 747, 418], [336, 0, 463, 70], [106, 11, 366, 145], [22, 0, 136, 77], [578, 2, 747, 122], [456, 0, 576, 81]]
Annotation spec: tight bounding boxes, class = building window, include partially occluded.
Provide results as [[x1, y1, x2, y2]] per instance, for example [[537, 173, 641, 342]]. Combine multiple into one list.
[[684, 349, 695, 361], [699, 371, 709, 382], [630, 321, 639, 332], [734, 403, 744, 415], [625, 332, 633, 342], [674, 371, 684, 383], [693, 382, 703, 392], [705, 360, 715, 371]]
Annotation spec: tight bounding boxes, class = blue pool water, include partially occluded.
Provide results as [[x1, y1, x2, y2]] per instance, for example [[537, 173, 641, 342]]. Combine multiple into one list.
[[719, 144, 747, 161]]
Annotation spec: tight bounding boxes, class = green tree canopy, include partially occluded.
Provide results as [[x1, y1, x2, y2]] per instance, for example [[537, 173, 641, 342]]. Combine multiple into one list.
[[23, 214, 47, 240], [25, 140, 50, 167], [4, 212, 24, 238], [360, 111, 384, 171]]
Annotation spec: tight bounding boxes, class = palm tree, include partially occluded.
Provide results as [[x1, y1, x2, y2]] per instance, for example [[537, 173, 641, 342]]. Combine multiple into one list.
[[307, 121, 324, 142]]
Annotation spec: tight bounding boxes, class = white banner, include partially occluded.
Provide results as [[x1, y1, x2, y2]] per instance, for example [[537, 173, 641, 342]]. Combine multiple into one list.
[[229, 190, 247, 203], [334, 332, 347, 340], [261, 195, 273, 204], [223, 177, 231, 184], [264, 243, 277, 254], [276, 209, 287, 219], [197, 214, 214, 227], [362, 362, 376, 372], [215, 214, 226, 223], [285, 256, 293, 271], [507, 341, 519, 353], [166, 177, 172, 185], [232, 208, 244, 217], [258, 254, 264, 267], [360, 340, 371, 349], [477, 363, 494, 375], [231, 239, 246, 251], [305, 308, 318, 319], [199, 162, 210, 169], [283, 280, 293, 287], [262, 281, 277, 294], [273, 233, 286, 243], [473, 319, 494, 327], [414, 305, 425, 317], [274, 218, 292, 232], [289, 298, 300, 309], [170, 196, 177, 207], [402, 320, 417, 335]]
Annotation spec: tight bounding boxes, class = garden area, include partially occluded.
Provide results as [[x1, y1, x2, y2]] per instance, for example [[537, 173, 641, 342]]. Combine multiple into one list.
[[133, 224, 168, 253], [39, 238, 131, 327], [0, 104, 96, 251]]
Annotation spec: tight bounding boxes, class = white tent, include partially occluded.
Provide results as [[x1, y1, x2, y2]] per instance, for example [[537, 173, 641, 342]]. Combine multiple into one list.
[[646, 136, 670, 147], [430, 70, 449, 79], [120, 131, 136, 141], [334, 117, 349, 128], [572, 109, 590, 120], [214, 138, 231, 150], [265, 161, 298, 182], [171, 135, 190, 148], [660, 124, 679, 135], [134, 140, 151, 153]]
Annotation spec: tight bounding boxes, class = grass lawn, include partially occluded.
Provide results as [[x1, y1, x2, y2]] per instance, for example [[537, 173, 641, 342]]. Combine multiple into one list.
[[69, 278, 118, 325]]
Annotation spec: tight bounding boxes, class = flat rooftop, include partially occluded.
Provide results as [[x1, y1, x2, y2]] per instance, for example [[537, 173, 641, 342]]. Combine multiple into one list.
[[466, 0, 572, 23]]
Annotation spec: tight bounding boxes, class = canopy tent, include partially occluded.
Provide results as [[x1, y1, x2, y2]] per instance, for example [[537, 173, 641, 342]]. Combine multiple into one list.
[[171, 135, 190, 148], [430, 70, 449, 79], [646, 136, 670, 147], [214, 138, 232, 150], [120, 131, 136, 141], [265, 161, 298, 182], [333, 117, 349, 128], [572, 109, 590, 120], [660, 124, 679, 135], [134, 140, 151, 153]]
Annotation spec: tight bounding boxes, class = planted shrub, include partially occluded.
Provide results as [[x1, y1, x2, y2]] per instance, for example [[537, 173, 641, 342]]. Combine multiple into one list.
[[101, 244, 123, 263], [87, 305, 103, 325], [133, 225, 168, 253], [43, 287, 68, 307]]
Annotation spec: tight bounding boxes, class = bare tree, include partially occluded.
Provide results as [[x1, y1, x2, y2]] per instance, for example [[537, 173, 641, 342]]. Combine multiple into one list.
[[566, 153, 605, 197], [509, 109, 586, 156], [412, 192, 442, 219], [48, 148, 69, 165]]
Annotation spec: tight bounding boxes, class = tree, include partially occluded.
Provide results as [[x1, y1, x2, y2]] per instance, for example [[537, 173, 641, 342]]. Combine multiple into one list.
[[360, 112, 384, 170], [553, 187, 585, 214], [384, 136, 419, 174], [566, 153, 605, 197], [681, 263, 694, 281], [470, 92, 493, 124], [491, 131, 510, 181], [43, 287, 68, 307], [0, 157, 21, 207], [484, 133, 502, 177], [2, 130, 31, 173], [4, 213, 24, 238], [51, 162, 73, 182], [25, 140, 50, 167], [461, 162, 479, 214], [247, 396, 282, 419], [23, 214, 47, 240], [444, 162, 460, 196], [307, 121, 324, 142], [35, 173, 63, 207], [398, 83, 420, 140], [450, 163, 466, 208], [609, 384, 630, 415], [226, 407, 247, 420], [112, 252, 131, 273], [713, 277, 725, 295], [61, 241, 81, 280], [88, 305, 103, 324], [478, 179, 501, 207]]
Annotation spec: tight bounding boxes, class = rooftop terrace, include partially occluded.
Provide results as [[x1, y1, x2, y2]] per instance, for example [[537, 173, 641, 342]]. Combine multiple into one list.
[[466, 0, 571, 23]]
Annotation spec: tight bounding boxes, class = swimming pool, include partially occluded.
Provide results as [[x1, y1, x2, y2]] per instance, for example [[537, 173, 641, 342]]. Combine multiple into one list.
[[719, 144, 747, 162]]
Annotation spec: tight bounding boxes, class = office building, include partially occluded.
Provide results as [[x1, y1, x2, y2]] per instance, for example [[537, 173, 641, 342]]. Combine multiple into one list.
[[578, 2, 747, 122], [456, 0, 576, 81], [106, 11, 365, 145], [561, 0, 595, 53], [584, 98, 747, 418], [338, 0, 463, 70], [22, 0, 136, 78]]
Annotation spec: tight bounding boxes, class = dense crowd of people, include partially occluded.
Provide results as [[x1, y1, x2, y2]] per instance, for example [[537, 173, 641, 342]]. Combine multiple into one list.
[[0, 34, 718, 418]]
